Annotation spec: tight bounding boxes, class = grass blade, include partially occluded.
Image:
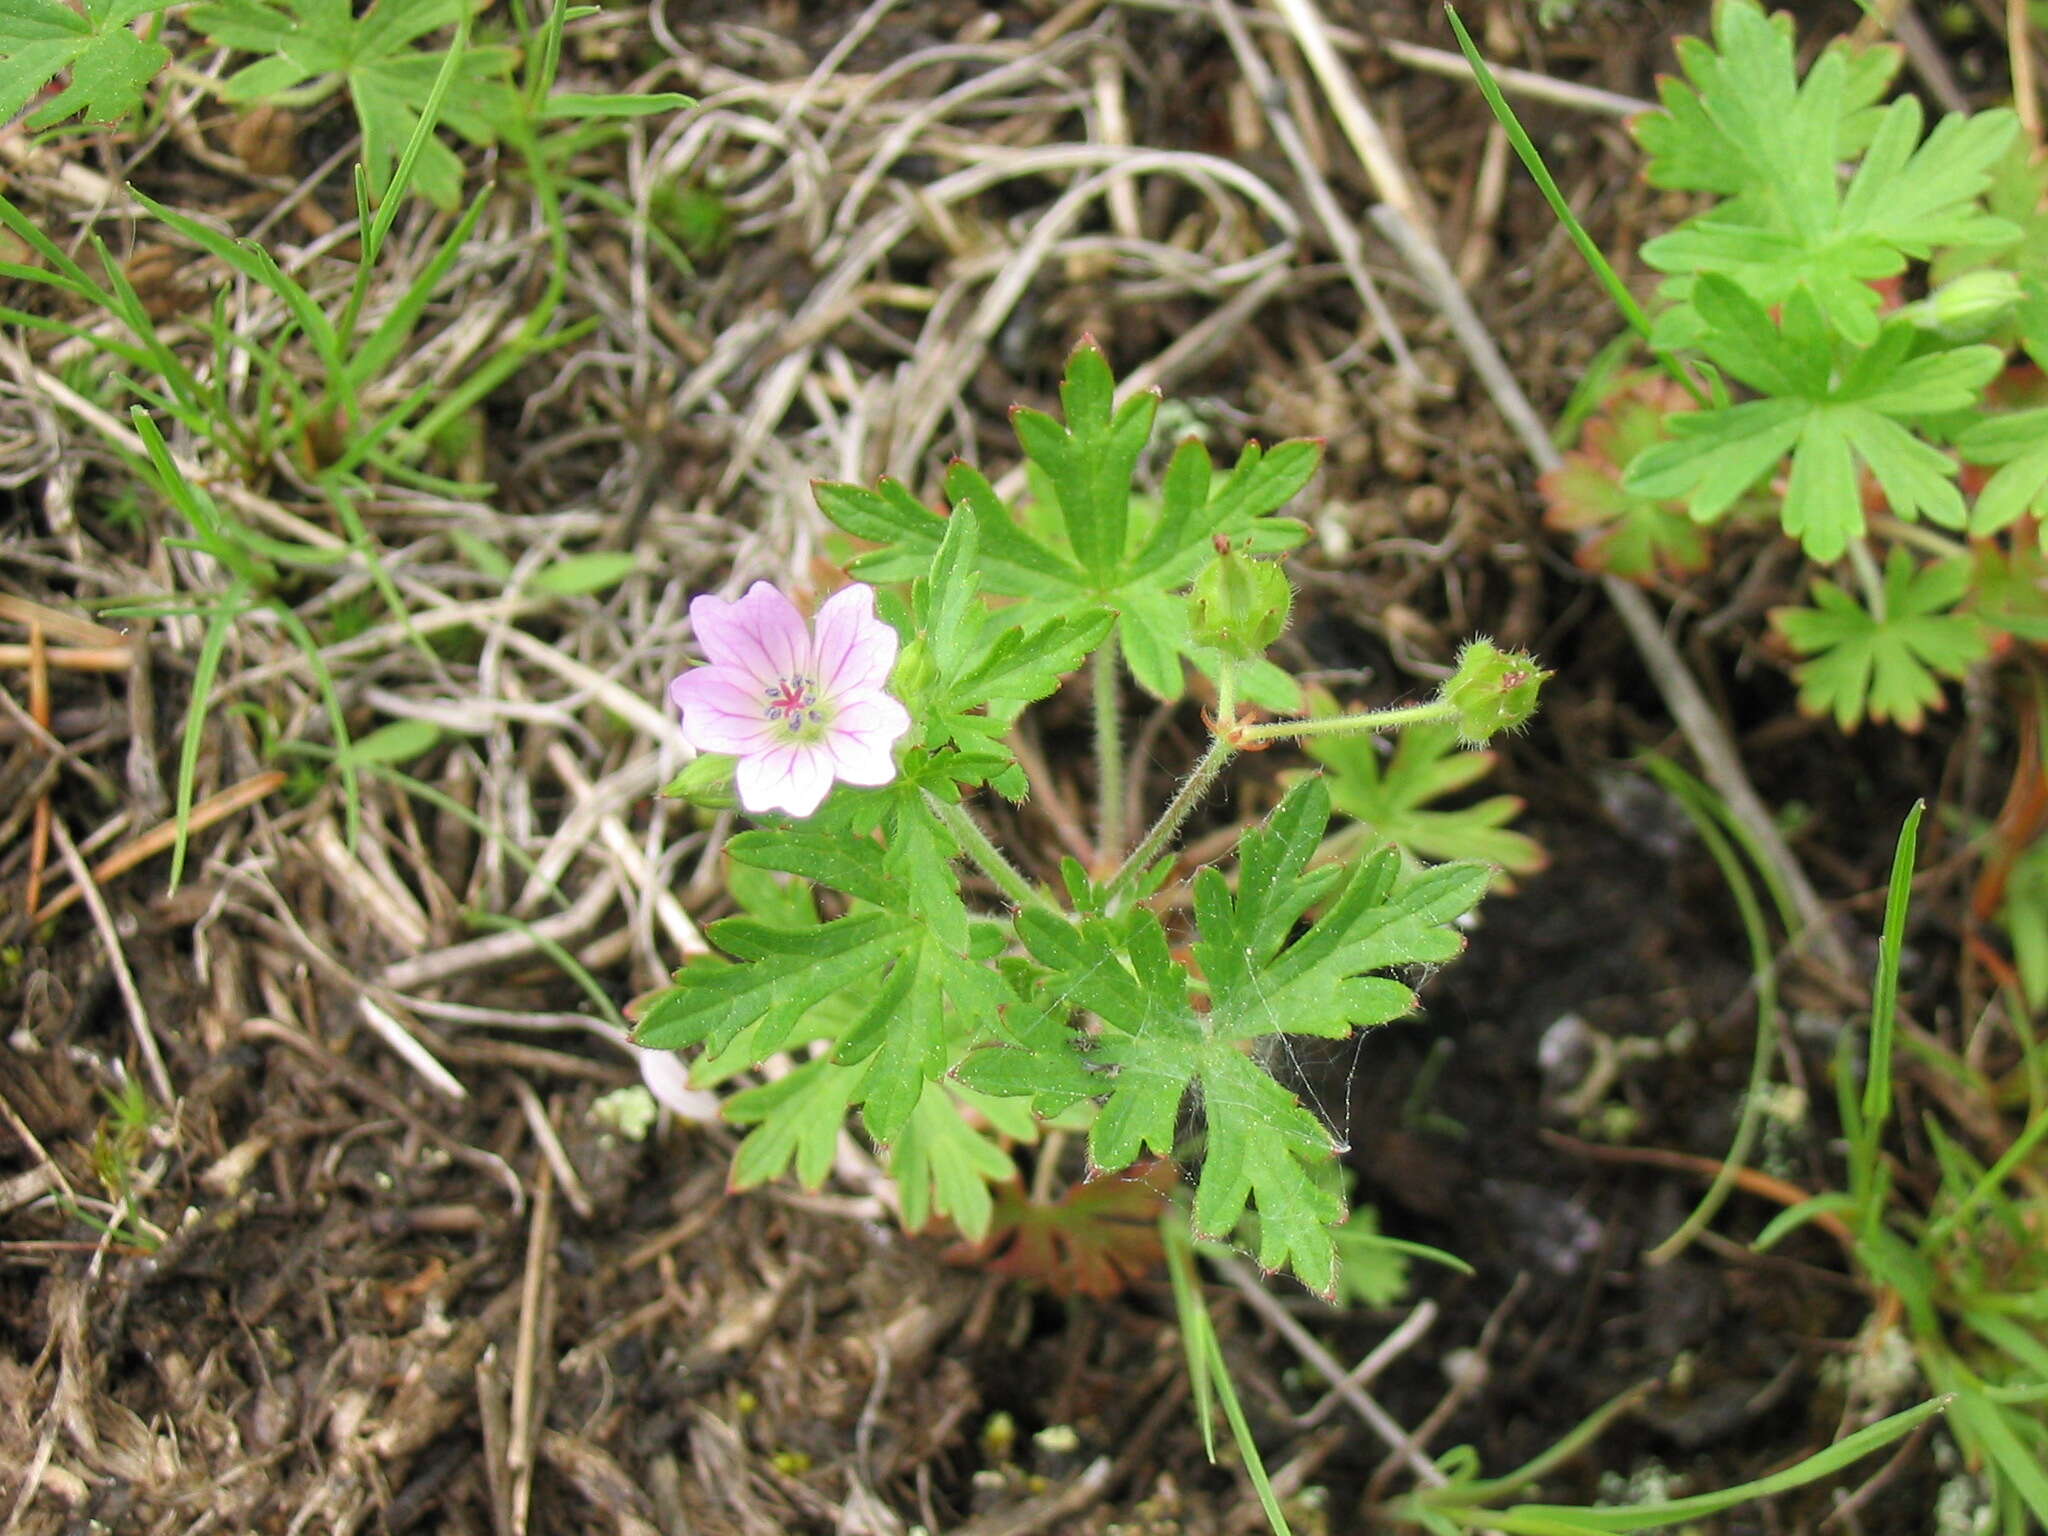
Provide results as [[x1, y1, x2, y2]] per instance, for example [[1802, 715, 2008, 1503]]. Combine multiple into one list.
[[1854, 801, 1923, 1210], [1443, 3, 1703, 407], [1496, 1394, 1950, 1531]]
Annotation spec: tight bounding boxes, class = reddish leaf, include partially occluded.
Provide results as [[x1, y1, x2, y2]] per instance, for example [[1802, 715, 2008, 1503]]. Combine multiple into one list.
[[946, 1161, 1179, 1298], [1541, 374, 1712, 581]]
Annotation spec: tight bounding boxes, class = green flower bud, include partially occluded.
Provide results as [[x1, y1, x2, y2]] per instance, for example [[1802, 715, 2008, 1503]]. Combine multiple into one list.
[[1914, 269, 2024, 340], [1441, 638, 1546, 742], [660, 751, 738, 809], [892, 634, 936, 708], [1188, 540, 1292, 658]]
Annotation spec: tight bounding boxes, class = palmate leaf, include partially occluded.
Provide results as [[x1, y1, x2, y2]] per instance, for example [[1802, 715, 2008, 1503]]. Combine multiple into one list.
[[1010, 779, 1487, 1294], [1544, 453, 1711, 579], [0, 0, 170, 126], [1624, 277, 2003, 561], [1770, 549, 1990, 730], [1643, 105, 2018, 348], [1633, 0, 2018, 347], [947, 1162, 1177, 1299], [1959, 407, 2048, 541], [1541, 375, 1714, 580], [1193, 804, 1486, 1047], [634, 806, 1006, 1150], [634, 745, 1031, 1226], [1009, 339, 1157, 584], [1969, 542, 2048, 644], [1290, 704, 1544, 890], [816, 340, 1319, 706], [1633, 0, 1897, 201]]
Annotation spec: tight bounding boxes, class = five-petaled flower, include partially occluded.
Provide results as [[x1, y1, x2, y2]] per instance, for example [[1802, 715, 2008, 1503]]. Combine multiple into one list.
[[669, 581, 911, 817]]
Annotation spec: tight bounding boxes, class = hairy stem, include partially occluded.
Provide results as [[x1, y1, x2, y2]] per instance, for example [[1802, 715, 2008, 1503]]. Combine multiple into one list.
[[1847, 537, 1887, 624], [1235, 696, 1457, 746], [1214, 660, 1239, 736], [923, 790, 1056, 916], [1108, 734, 1236, 901], [1093, 633, 1125, 860]]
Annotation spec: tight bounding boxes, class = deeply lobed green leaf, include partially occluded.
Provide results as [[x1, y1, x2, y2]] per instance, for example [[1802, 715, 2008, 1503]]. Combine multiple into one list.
[[1634, 0, 2016, 347], [1008, 779, 1487, 1292], [1292, 709, 1544, 888], [1770, 548, 1989, 729], [0, 0, 171, 127], [819, 341, 1318, 705], [1624, 279, 2003, 560]]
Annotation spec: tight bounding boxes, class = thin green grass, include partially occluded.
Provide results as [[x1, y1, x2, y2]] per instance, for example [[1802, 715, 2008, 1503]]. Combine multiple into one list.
[[1162, 1215, 1294, 1536], [4, 0, 642, 892], [1634, 755, 1784, 1265], [460, 912, 632, 1032], [1409, 1393, 1948, 1533], [1442, 3, 1705, 408], [1738, 804, 2048, 1532], [279, 733, 574, 911]]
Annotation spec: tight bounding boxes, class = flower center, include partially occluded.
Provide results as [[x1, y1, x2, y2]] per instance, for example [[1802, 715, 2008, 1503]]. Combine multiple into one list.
[[763, 674, 832, 740]]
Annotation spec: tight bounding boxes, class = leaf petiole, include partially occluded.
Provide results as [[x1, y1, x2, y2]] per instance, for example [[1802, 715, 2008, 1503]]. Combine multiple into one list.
[[1093, 633, 1125, 859], [1847, 537, 1888, 625]]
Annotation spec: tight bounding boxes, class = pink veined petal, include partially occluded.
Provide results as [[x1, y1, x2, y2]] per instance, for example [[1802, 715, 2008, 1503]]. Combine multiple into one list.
[[734, 741, 836, 817], [810, 584, 899, 698], [691, 582, 811, 687], [826, 732, 900, 787], [833, 689, 913, 743], [671, 667, 780, 755], [825, 692, 911, 786]]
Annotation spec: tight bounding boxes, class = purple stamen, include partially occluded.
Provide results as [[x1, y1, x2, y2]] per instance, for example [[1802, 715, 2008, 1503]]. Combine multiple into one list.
[[764, 675, 816, 725]]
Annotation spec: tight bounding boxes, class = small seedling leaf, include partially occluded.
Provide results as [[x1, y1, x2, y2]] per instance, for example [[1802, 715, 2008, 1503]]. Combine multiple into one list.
[[526, 551, 639, 596], [344, 717, 442, 765]]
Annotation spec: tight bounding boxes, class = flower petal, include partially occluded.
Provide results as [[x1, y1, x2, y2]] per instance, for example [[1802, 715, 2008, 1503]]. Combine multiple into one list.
[[734, 741, 836, 817], [670, 667, 779, 755], [826, 692, 912, 786], [826, 736, 900, 788], [691, 582, 810, 687], [633, 1047, 720, 1124], [811, 583, 898, 698]]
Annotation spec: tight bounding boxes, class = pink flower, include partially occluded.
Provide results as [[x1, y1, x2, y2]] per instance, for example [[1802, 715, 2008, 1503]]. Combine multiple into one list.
[[669, 581, 912, 817]]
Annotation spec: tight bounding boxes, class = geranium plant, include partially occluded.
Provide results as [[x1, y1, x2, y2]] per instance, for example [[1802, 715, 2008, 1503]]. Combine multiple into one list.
[[634, 341, 1544, 1299], [1523, 0, 2046, 733]]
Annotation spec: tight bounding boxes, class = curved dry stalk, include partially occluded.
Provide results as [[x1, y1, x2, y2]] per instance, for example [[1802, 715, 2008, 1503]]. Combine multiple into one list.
[[1208, 0, 1421, 385]]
